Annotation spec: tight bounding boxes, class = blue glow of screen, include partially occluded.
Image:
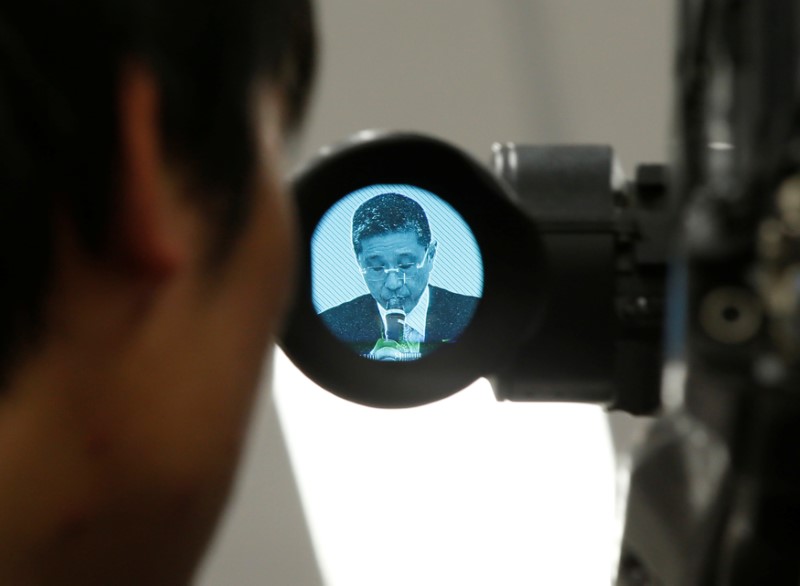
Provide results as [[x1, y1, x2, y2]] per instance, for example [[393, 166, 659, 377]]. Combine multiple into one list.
[[312, 184, 483, 311], [311, 184, 483, 360]]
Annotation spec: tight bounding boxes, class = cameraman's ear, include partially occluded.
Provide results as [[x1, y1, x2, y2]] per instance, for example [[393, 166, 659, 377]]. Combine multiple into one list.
[[429, 240, 438, 262], [115, 61, 186, 281]]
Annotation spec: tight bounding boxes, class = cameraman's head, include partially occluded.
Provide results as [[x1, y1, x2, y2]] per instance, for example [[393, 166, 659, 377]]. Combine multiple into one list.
[[352, 193, 437, 313], [0, 0, 316, 374], [0, 0, 315, 583]]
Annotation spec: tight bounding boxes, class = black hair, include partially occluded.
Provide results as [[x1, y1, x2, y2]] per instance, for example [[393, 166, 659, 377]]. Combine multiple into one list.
[[352, 193, 431, 255], [0, 0, 316, 382]]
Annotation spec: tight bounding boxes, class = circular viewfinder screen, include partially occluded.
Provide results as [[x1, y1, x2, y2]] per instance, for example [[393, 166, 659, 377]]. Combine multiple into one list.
[[311, 184, 484, 362]]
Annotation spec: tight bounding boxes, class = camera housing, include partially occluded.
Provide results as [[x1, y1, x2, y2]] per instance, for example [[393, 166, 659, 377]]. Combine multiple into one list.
[[281, 131, 666, 413], [281, 132, 545, 408]]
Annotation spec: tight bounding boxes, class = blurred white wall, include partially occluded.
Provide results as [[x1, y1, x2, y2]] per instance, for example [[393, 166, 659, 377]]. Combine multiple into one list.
[[198, 1, 673, 584]]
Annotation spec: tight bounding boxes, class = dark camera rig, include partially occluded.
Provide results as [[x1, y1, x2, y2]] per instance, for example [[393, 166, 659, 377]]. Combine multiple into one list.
[[618, 1, 800, 584], [281, 0, 800, 583]]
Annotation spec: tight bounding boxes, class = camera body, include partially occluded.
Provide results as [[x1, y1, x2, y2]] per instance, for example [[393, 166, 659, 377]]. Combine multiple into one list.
[[281, 133, 668, 414]]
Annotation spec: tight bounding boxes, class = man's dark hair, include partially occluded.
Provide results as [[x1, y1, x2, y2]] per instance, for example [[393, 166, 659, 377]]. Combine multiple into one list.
[[0, 0, 316, 381], [352, 193, 431, 256]]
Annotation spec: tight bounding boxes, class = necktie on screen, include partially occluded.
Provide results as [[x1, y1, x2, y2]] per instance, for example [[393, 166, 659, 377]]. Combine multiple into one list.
[[403, 324, 423, 360], [404, 324, 423, 345]]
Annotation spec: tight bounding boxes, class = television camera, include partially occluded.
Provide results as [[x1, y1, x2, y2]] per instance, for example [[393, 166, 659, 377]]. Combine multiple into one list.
[[281, 1, 800, 582]]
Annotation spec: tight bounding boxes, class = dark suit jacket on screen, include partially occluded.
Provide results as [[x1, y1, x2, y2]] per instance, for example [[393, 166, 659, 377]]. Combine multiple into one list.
[[319, 286, 479, 357]]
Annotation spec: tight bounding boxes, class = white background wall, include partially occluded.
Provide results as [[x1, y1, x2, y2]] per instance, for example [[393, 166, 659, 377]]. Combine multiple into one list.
[[198, 1, 673, 584]]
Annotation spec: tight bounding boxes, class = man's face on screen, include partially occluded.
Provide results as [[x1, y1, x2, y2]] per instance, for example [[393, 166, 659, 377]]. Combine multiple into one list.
[[357, 230, 434, 313]]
